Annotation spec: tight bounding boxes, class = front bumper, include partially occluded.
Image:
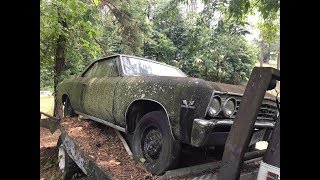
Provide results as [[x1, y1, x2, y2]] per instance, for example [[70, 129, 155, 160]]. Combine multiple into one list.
[[190, 118, 274, 147]]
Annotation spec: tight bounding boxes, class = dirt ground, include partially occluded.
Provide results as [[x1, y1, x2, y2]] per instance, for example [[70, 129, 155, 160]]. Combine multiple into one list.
[[61, 117, 155, 180], [40, 128, 63, 180], [40, 118, 265, 180], [40, 118, 154, 180]]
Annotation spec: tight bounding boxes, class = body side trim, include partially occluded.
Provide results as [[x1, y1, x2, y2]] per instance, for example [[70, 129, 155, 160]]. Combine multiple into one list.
[[75, 111, 126, 132]]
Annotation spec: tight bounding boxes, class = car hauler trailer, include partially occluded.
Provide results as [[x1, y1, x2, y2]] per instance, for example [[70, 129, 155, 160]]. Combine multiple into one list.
[[40, 67, 279, 180]]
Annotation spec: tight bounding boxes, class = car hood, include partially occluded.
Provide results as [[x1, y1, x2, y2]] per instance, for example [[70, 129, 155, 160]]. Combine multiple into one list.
[[131, 76, 277, 99], [207, 81, 276, 99]]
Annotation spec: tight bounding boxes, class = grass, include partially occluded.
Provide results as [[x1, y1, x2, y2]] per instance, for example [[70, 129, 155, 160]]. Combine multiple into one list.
[[40, 96, 54, 115]]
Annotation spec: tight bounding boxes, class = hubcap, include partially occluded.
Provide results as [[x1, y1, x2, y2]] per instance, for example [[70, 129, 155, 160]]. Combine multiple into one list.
[[142, 128, 162, 161]]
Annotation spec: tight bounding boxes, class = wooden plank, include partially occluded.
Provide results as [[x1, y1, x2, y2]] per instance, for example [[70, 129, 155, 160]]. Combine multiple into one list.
[[263, 116, 280, 167], [218, 67, 278, 180]]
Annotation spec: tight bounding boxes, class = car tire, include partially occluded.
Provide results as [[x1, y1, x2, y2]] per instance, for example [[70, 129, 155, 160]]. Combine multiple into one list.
[[64, 97, 78, 118], [57, 137, 83, 180], [131, 111, 181, 175]]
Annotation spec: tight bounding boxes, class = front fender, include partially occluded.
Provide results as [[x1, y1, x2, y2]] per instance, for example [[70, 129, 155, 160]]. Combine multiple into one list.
[[113, 76, 214, 142]]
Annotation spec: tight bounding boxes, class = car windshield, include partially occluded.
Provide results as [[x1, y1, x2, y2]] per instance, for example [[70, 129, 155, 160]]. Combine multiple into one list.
[[121, 56, 187, 77]]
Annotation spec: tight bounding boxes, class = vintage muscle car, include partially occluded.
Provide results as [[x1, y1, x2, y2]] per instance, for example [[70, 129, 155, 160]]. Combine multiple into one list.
[[57, 54, 279, 175]]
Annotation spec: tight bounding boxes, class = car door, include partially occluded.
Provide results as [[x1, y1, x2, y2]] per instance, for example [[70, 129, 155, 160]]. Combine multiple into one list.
[[69, 62, 99, 113], [81, 57, 121, 123]]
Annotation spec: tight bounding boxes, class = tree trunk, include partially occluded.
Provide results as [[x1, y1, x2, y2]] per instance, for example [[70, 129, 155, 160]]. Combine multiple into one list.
[[53, 34, 66, 118], [216, 61, 220, 81], [53, 9, 68, 118], [260, 45, 264, 67], [264, 44, 270, 64], [277, 48, 280, 70]]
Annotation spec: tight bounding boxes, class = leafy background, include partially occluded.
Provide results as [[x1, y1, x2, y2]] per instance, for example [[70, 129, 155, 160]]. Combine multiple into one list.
[[40, 0, 279, 116]]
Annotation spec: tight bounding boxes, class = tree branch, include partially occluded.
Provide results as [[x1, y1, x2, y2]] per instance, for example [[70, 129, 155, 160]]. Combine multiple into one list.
[[92, 36, 109, 56]]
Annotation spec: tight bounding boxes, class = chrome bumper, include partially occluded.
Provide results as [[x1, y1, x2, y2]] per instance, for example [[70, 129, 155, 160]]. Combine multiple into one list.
[[190, 118, 274, 147]]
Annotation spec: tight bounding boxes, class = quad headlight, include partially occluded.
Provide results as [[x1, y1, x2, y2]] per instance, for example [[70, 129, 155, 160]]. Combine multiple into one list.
[[207, 96, 221, 117], [222, 97, 237, 117]]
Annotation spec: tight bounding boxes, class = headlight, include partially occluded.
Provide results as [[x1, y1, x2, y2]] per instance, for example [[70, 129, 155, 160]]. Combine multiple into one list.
[[222, 97, 236, 117], [207, 96, 221, 117]]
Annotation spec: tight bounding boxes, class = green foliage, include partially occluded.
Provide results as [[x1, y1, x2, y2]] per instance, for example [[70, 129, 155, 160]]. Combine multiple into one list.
[[142, 0, 257, 84], [41, 0, 264, 89], [43, 157, 59, 170], [143, 0, 185, 64], [103, 0, 151, 55], [224, 0, 279, 68], [41, 0, 106, 89], [180, 19, 258, 84], [49, 172, 64, 180], [258, 12, 279, 45], [228, 0, 280, 21]]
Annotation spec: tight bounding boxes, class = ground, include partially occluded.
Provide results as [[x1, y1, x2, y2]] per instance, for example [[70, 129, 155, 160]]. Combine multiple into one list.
[[40, 96, 62, 179], [61, 117, 154, 179], [40, 96, 154, 179], [40, 127, 63, 180], [40, 95, 54, 115]]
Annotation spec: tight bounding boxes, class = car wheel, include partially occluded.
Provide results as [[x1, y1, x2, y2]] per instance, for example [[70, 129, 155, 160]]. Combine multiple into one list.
[[63, 97, 78, 118], [57, 139, 84, 180], [131, 111, 181, 175]]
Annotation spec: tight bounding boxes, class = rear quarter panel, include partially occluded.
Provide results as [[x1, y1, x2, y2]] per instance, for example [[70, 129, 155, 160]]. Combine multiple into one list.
[[56, 79, 74, 104]]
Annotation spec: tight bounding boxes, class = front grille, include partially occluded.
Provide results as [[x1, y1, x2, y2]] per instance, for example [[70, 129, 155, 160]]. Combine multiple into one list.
[[233, 100, 278, 121]]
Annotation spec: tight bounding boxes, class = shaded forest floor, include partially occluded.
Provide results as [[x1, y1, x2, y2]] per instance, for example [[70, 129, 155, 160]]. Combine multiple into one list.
[[40, 128, 63, 180]]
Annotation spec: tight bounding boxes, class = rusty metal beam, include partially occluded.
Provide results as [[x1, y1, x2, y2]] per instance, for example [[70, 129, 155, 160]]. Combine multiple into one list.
[[263, 116, 280, 167], [217, 67, 280, 180], [244, 150, 266, 161]]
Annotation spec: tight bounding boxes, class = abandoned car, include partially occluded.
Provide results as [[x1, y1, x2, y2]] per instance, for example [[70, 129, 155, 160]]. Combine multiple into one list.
[[57, 54, 279, 175]]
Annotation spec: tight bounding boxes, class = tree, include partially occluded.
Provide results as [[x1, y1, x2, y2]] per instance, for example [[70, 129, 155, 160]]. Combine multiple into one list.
[[177, 3, 258, 84], [41, 0, 152, 117], [101, 0, 151, 55], [228, 0, 280, 21], [143, 0, 186, 64], [41, 0, 267, 119], [258, 12, 279, 68], [226, 0, 280, 68], [41, 0, 106, 117]]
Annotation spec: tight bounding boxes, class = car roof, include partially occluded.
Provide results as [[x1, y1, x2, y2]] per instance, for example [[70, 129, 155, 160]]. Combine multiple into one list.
[[94, 54, 183, 72], [96, 54, 165, 65]]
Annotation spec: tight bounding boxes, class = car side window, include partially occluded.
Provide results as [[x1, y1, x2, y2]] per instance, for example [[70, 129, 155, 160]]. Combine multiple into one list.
[[82, 57, 119, 78], [94, 58, 119, 77], [82, 62, 99, 77]]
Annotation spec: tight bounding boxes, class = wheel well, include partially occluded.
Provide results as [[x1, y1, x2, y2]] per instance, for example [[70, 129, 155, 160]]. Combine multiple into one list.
[[62, 94, 68, 104], [126, 100, 167, 134]]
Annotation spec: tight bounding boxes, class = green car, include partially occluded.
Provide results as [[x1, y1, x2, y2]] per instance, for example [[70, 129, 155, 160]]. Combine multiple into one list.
[[57, 54, 278, 175]]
